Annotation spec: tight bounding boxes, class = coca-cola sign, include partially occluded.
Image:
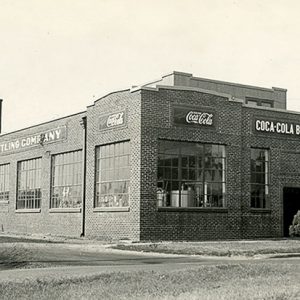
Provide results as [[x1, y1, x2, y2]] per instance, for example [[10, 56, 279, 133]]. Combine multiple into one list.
[[99, 110, 127, 131], [0, 126, 67, 155], [173, 106, 215, 128], [253, 117, 300, 137], [185, 111, 213, 125]]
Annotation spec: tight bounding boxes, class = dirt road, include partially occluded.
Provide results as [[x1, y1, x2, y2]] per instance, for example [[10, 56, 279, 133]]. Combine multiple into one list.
[[0, 235, 299, 274]]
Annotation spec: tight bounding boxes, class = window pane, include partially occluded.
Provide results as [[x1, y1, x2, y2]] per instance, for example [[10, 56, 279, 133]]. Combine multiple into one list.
[[247, 100, 258, 107], [95, 141, 130, 208], [189, 169, 196, 180], [50, 151, 82, 208], [204, 157, 212, 169], [0, 164, 10, 201], [204, 170, 212, 181], [172, 157, 179, 167], [181, 156, 188, 168], [261, 102, 273, 108], [17, 158, 41, 209], [172, 168, 178, 180], [157, 140, 226, 208], [250, 148, 269, 208], [211, 145, 220, 157], [181, 168, 188, 180]]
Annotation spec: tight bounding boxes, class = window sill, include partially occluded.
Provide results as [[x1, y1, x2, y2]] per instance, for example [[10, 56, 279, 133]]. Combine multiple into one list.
[[49, 208, 81, 213], [0, 201, 9, 205], [158, 207, 228, 213], [15, 209, 41, 213], [93, 207, 130, 212], [250, 208, 271, 214]]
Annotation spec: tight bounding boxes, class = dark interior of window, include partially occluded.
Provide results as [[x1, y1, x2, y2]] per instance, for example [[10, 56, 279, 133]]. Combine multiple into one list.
[[250, 148, 269, 208], [157, 141, 226, 208]]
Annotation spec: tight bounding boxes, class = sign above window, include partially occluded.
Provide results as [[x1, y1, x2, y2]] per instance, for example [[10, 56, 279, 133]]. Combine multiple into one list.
[[253, 118, 300, 137], [173, 105, 216, 128], [0, 126, 67, 154], [99, 110, 127, 131]]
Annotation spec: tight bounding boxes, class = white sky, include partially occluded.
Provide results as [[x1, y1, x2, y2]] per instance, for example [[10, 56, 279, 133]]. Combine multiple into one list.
[[1, 0, 300, 133]]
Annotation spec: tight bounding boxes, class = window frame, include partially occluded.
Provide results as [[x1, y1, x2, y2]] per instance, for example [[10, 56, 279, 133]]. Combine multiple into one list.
[[250, 148, 270, 209], [246, 97, 274, 108], [157, 140, 226, 209], [0, 163, 10, 202], [16, 157, 42, 210], [94, 140, 131, 209], [50, 150, 83, 209]]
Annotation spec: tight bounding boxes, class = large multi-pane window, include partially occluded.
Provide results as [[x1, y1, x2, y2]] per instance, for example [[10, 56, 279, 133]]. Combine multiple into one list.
[[0, 164, 10, 202], [51, 150, 82, 208], [250, 148, 269, 208], [17, 158, 42, 209], [95, 141, 130, 208], [157, 141, 226, 208]]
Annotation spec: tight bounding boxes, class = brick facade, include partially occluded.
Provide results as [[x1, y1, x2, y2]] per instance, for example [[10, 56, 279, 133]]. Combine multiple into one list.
[[139, 88, 243, 240], [1, 74, 300, 241], [84, 90, 142, 240], [138, 86, 300, 240], [0, 112, 85, 237]]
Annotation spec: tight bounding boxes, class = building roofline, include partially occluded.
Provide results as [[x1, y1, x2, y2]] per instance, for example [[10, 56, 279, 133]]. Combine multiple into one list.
[[132, 84, 299, 116], [131, 84, 233, 100], [138, 71, 287, 93], [242, 103, 300, 116], [93, 89, 130, 105], [0, 110, 86, 138], [189, 74, 287, 92]]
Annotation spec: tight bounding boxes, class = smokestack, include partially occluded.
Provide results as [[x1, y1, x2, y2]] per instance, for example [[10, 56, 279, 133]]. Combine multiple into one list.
[[0, 99, 2, 134]]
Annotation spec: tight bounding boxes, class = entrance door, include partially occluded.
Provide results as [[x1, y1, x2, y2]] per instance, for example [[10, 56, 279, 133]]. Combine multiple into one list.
[[283, 187, 300, 237]]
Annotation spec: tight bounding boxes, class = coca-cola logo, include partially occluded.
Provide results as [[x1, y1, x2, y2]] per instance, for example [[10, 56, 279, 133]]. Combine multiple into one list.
[[173, 106, 216, 128], [99, 110, 126, 130], [106, 112, 124, 127], [185, 111, 213, 126]]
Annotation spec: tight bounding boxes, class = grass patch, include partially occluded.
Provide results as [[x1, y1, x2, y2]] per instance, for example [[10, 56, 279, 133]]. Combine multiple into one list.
[[0, 263, 299, 299], [113, 239, 300, 257], [0, 236, 62, 244], [0, 244, 64, 270]]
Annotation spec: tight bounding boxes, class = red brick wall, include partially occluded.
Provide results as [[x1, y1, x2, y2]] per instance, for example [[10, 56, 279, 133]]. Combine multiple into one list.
[[1, 85, 300, 241], [241, 107, 300, 238], [84, 90, 142, 240], [138, 87, 300, 240], [0, 112, 85, 237], [139, 88, 243, 240]]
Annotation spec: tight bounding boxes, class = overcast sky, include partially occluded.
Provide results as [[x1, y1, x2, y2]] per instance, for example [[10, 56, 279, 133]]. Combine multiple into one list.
[[1, 0, 300, 133]]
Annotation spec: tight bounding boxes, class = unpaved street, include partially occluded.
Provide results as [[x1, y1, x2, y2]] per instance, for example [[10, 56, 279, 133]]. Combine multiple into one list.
[[0, 235, 299, 274], [0, 236, 209, 271], [0, 236, 300, 299]]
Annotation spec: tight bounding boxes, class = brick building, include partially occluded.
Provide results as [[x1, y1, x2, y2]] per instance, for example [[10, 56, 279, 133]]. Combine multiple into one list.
[[0, 71, 300, 240]]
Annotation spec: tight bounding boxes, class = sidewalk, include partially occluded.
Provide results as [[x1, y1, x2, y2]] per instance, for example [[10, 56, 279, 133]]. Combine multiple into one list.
[[1, 233, 300, 258], [112, 238, 300, 258], [0, 233, 110, 245]]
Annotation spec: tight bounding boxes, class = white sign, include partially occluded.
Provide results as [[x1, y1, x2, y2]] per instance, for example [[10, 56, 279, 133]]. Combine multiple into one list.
[[173, 106, 216, 128], [185, 111, 213, 125], [255, 119, 300, 135], [107, 112, 125, 128], [0, 126, 67, 154], [99, 110, 127, 130]]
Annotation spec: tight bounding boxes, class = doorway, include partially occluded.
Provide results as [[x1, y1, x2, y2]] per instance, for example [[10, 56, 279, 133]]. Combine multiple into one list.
[[283, 187, 300, 237]]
